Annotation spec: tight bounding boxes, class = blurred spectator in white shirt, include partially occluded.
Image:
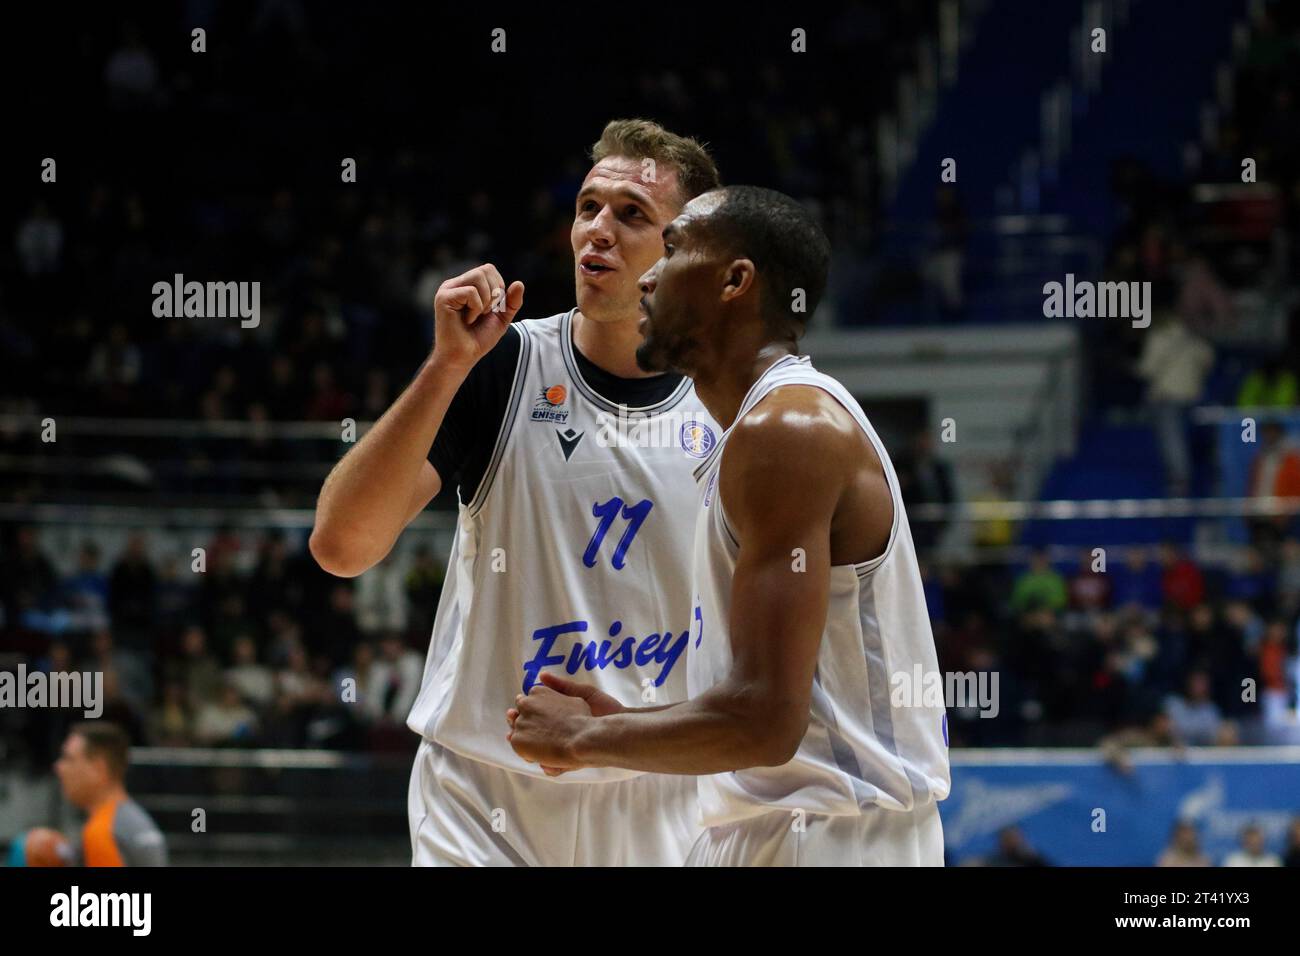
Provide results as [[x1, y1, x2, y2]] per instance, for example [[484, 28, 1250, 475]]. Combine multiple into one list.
[[226, 635, 275, 710], [194, 682, 259, 745], [355, 551, 408, 638], [1157, 820, 1211, 866], [1222, 824, 1282, 867], [1137, 314, 1214, 495]]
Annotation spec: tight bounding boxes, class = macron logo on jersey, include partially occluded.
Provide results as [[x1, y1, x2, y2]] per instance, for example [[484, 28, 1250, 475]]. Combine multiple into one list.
[[523, 619, 688, 693], [556, 427, 584, 461]]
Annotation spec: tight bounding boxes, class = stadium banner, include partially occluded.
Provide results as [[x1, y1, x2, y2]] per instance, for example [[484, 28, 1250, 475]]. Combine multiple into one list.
[[943, 747, 1300, 866]]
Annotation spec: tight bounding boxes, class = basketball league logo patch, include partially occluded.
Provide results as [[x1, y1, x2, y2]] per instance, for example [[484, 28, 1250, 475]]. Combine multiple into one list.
[[680, 419, 716, 459]]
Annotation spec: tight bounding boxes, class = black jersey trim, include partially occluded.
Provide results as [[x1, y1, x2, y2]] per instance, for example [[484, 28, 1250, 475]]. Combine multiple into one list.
[[468, 321, 533, 518], [560, 309, 693, 415]]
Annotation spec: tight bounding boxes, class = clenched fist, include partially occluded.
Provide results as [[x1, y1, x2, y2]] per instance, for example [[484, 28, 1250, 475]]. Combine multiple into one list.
[[506, 672, 625, 776], [432, 263, 525, 372]]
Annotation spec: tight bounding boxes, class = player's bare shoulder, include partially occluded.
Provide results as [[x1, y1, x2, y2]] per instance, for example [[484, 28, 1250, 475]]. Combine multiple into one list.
[[718, 385, 856, 520], [731, 384, 866, 471], [725, 383, 890, 565]]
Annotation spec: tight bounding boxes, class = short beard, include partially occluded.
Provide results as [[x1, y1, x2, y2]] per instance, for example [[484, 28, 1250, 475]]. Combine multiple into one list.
[[634, 339, 669, 374], [635, 332, 691, 375]]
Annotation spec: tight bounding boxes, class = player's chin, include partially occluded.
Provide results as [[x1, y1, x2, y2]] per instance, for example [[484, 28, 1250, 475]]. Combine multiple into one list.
[[575, 283, 613, 312], [581, 284, 640, 315], [634, 341, 669, 374]]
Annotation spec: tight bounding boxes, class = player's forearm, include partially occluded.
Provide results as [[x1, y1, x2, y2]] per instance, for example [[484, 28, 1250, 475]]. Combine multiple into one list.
[[311, 356, 466, 576], [574, 686, 803, 775], [620, 701, 678, 714]]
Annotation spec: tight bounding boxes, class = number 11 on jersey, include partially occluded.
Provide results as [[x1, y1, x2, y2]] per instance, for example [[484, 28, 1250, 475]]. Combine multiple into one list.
[[583, 496, 653, 570]]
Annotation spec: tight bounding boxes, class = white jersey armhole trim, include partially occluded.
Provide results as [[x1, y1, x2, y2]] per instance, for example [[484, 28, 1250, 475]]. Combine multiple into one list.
[[809, 380, 904, 577], [718, 490, 741, 551], [851, 419, 903, 577], [467, 322, 532, 518]]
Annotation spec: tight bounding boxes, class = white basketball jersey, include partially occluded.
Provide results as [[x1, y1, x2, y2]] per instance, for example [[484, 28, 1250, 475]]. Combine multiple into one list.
[[688, 355, 951, 825], [408, 309, 721, 783]]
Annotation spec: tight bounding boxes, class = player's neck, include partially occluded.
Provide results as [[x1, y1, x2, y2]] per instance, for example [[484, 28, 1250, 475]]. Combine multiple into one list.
[[87, 785, 127, 815], [572, 309, 661, 380], [692, 343, 798, 430]]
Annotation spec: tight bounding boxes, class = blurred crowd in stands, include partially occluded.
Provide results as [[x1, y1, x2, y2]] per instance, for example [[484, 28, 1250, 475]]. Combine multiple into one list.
[[927, 539, 1300, 752], [1, 3, 913, 515], [2, 524, 444, 768], [1087, 3, 1300, 495], [3, 2, 1300, 769], [2, 516, 1298, 766]]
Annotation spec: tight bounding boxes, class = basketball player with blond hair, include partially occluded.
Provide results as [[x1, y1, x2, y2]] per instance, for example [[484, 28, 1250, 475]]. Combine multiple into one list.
[[311, 120, 722, 866]]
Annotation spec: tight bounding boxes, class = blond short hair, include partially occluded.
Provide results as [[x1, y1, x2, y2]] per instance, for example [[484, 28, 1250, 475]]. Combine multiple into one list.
[[590, 118, 721, 205]]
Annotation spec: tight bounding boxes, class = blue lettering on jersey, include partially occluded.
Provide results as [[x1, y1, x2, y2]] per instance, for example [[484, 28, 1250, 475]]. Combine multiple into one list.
[[523, 618, 689, 693], [583, 496, 653, 569]]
